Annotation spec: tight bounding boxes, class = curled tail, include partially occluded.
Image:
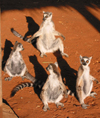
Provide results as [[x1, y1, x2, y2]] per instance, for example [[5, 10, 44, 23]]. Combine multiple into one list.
[[11, 80, 44, 97], [11, 82, 34, 97], [67, 89, 74, 96], [11, 28, 35, 43], [11, 28, 24, 39]]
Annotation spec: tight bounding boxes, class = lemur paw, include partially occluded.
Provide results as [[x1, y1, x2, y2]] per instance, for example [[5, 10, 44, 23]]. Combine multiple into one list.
[[90, 92, 97, 98], [40, 53, 47, 58], [5, 77, 12, 81], [43, 105, 50, 112], [61, 53, 69, 58], [82, 103, 89, 109], [56, 102, 64, 108]]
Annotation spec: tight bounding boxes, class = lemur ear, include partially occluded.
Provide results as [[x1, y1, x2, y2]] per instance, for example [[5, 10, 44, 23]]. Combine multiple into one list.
[[50, 12, 52, 15], [89, 56, 92, 60], [54, 62, 58, 67], [15, 41, 18, 44], [43, 11, 45, 14], [80, 55, 82, 60]]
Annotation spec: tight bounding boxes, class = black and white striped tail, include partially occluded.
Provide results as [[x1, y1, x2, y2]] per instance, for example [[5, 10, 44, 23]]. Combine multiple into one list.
[[11, 28, 36, 43], [11, 28, 24, 39], [11, 82, 34, 97]]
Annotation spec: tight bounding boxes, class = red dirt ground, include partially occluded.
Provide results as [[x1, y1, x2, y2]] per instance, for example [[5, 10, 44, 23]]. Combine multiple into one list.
[[1, 1, 100, 118]]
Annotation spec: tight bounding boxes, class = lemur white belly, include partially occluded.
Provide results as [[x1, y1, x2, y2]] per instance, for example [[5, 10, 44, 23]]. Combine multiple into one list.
[[83, 69, 93, 97], [6, 52, 27, 77], [48, 74, 60, 90], [42, 23, 55, 50]]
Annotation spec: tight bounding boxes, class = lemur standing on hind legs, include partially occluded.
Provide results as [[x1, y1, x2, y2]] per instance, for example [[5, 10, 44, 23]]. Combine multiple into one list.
[[76, 55, 99, 109], [4, 41, 36, 83], [11, 11, 68, 58]]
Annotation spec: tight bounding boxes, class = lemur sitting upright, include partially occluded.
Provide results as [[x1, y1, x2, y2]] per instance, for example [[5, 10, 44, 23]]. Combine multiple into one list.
[[11, 11, 68, 58], [40, 62, 69, 111], [4, 41, 36, 83]]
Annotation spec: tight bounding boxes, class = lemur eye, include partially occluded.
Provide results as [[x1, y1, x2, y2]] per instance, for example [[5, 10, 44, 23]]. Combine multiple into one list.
[[45, 16, 48, 18], [18, 43, 21, 46], [81, 60, 84, 63], [86, 60, 89, 63]]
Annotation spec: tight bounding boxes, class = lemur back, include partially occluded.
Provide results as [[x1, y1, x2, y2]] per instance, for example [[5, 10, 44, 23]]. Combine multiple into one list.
[[4, 41, 36, 83], [76, 55, 99, 109]]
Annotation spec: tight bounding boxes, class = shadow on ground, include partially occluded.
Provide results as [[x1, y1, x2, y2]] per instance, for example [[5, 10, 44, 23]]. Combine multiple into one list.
[[1, 0, 100, 32], [54, 51, 77, 95], [29, 55, 48, 98], [2, 39, 13, 70]]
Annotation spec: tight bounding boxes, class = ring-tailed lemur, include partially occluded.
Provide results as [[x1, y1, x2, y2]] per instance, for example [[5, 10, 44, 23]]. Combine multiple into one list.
[[4, 41, 36, 83], [76, 55, 99, 109], [11, 11, 68, 58], [40, 62, 73, 111]]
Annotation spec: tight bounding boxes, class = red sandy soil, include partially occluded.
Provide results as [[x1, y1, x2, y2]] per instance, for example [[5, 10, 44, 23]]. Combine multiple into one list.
[[1, 1, 100, 118]]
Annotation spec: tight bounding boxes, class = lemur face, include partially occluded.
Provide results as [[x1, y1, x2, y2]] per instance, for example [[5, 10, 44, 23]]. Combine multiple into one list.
[[80, 55, 92, 66], [46, 62, 59, 76], [14, 41, 24, 52], [43, 11, 52, 21], [46, 63, 56, 72], [17, 43, 24, 51]]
